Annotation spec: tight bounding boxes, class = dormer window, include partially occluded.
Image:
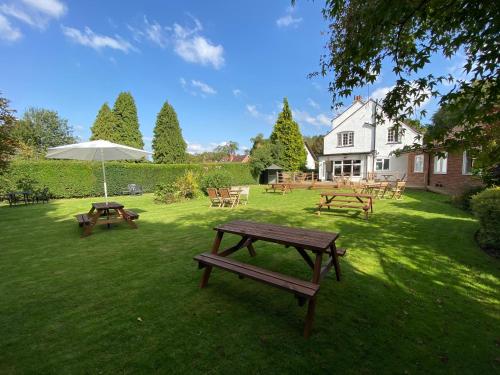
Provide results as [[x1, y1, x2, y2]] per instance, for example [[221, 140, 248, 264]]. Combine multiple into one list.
[[337, 131, 354, 147], [387, 128, 401, 143]]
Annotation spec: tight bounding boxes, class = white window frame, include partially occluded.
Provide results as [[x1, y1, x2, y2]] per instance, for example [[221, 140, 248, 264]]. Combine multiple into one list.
[[387, 128, 400, 143], [337, 131, 354, 147], [462, 151, 473, 175], [375, 158, 390, 171], [333, 159, 362, 177], [414, 154, 424, 173], [433, 152, 448, 174]]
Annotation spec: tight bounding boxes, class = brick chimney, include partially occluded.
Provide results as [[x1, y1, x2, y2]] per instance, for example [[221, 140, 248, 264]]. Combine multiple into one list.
[[353, 95, 362, 103]]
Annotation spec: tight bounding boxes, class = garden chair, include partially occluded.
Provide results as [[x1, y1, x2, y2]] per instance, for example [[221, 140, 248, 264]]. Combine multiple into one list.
[[219, 188, 238, 208], [207, 188, 222, 208], [122, 184, 143, 196], [373, 182, 390, 199], [34, 187, 50, 204], [232, 186, 250, 205], [390, 181, 406, 200]]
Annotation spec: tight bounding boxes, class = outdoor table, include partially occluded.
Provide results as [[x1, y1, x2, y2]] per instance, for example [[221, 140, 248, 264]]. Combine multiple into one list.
[[362, 183, 381, 195], [381, 174, 393, 181], [8, 191, 33, 205], [81, 201, 138, 236], [194, 220, 346, 337], [317, 192, 373, 219]]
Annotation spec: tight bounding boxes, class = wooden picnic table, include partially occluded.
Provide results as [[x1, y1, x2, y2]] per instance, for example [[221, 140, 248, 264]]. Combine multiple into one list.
[[75, 201, 139, 237], [265, 183, 292, 194], [317, 192, 373, 219], [194, 220, 346, 338]]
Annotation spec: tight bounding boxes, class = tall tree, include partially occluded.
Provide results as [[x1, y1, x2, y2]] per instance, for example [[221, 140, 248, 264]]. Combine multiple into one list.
[[0, 93, 17, 173], [112, 92, 143, 149], [303, 135, 324, 156], [270, 98, 306, 171], [215, 141, 239, 156], [152, 101, 187, 163], [90, 103, 116, 141], [250, 133, 266, 153], [313, 0, 499, 149], [12, 107, 76, 157]]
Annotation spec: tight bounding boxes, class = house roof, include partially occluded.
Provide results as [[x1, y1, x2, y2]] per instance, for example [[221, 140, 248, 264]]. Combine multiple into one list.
[[266, 164, 282, 170]]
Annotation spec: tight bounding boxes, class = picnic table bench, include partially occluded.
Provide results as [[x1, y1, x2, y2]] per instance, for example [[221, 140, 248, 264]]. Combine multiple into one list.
[[194, 220, 346, 338], [265, 183, 292, 194], [75, 202, 139, 237], [317, 192, 373, 219]]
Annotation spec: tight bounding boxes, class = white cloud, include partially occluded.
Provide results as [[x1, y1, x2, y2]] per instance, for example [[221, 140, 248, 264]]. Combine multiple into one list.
[[128, 16, 167, 48], [180, 78, 217, 97], [233, 89, 242, 97], [245, 104, 275, 124], [293, 109, 331, 128], [187, 141, 225, 154], [370, 84, 432, 110], [0, 0, 66, 36], [61, 26, 136, 53], [191, 79, 216, 95], [21, 0, 66, 18], [307, 98, 319, 109], [276, 7, 302, 28], [0, 14, 22, 41]]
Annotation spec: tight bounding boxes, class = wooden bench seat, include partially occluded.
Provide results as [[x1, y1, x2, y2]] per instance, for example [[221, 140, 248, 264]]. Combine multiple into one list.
[[318, 203, 369, 211], [194, 253, 319, 299], [75, 213, 90, 227], [123, 209, 139, 220]]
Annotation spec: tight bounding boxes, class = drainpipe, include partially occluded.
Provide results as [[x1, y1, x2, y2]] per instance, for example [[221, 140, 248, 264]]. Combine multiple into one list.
[[371, 101, 377, 175]]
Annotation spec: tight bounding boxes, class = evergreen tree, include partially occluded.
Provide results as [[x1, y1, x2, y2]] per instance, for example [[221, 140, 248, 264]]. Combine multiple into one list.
[[270, 98, 306, 171], [90, 103, 116, 141], [112, 92, 143, 149], [152, 101, 187, 163]]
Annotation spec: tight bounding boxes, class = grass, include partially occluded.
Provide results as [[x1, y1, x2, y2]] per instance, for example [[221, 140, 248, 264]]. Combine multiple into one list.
[[0, 187, 499, 374]]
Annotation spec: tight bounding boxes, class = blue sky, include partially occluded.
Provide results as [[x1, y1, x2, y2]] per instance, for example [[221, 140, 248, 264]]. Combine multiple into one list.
[[0, 0, 464, 153]]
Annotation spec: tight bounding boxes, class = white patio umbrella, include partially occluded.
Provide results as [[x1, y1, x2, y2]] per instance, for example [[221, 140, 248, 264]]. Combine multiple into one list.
[[46, 140, 151, 203]]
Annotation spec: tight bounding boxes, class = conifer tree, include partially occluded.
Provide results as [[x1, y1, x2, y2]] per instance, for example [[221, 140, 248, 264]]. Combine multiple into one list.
[[90, 103, 116, 141], [152, 101, 187, 163], [112, 92, 143, 149], [270, 98, 306, 171]]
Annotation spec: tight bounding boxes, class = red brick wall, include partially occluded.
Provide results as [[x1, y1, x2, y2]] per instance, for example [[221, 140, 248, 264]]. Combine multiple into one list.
[[406, 150, 483, 194], [428, 151, 482, 195]]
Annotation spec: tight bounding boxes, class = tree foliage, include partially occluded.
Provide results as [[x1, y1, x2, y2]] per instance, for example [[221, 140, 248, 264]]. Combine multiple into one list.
[[0, 93, 17, 173], [112, 92, 144, 149], [152, 101, 187, 163], [249, 139, 284, 178], [315, 0, 499, 146], [303, 135, 324, 156], [214, 141, 239, 156], [12, 107, 76, 157], [270, 98, 306, 171], [90, 103, 116, 141]]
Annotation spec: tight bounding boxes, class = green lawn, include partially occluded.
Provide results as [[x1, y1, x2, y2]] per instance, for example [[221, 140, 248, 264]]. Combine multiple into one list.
[[0, 187, 499, 374]]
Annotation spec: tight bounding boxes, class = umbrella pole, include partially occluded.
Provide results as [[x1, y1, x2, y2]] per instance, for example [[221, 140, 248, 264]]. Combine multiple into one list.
[[100, 149, 108, 204]]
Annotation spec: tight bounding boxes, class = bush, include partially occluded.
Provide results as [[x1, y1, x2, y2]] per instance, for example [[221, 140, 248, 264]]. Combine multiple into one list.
[[174, 170, 200, 200], [471, 187, 500, 250], [154, 183, 178, 204], [2, 160, 255, 198], [451, 185, 485, 211], [199, 170, 233, 193]]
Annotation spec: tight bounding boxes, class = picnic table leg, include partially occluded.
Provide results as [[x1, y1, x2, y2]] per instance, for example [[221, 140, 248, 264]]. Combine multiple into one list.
[[200, 231, 224, 288], [82, 209, 101, 237], [304, 251, 323, 338], [330, 243, 341, 281], [118, 208, 138, 229]]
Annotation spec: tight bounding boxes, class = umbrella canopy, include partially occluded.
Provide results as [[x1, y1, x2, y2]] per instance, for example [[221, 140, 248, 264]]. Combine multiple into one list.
[[46, 140, 151, 203]]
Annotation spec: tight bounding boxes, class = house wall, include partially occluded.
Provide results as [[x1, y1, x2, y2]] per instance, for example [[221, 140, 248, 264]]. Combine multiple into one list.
[[304, 145, 316, 170], [406, 150, 483, 194]]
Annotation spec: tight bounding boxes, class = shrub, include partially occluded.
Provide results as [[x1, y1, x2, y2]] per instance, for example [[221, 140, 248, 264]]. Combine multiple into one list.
[[174, 170, 200, 199], [451, 185, 485, 211], [471, 187, 500, 250], [199, 170, 233, 193]]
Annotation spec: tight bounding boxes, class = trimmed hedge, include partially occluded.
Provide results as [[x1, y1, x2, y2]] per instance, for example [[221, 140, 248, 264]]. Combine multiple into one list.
[[2, 160, 256, 198]]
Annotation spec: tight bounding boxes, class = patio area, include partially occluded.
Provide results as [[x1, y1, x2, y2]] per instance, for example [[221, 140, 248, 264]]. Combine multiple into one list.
[[0, 187, 498, 373]]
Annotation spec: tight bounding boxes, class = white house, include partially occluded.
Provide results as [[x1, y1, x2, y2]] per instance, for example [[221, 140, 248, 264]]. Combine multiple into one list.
[[304, 143, 317, 170], [318, 97, 422, 181]]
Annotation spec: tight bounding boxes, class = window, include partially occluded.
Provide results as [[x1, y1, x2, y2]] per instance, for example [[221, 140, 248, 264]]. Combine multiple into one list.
[[334, 159, 361, 176], [433, 152, 448, 174], [375, 158, 390, 171], [387, 128, 400, 143], [337, 131, 354, 147], [462, 151, 474, 175], [414, 154, 424, 173]]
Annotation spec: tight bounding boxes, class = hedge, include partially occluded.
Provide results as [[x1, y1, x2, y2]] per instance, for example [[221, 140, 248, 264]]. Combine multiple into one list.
[[1, 160, 256, 198], [471, 187, 500, 250]]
